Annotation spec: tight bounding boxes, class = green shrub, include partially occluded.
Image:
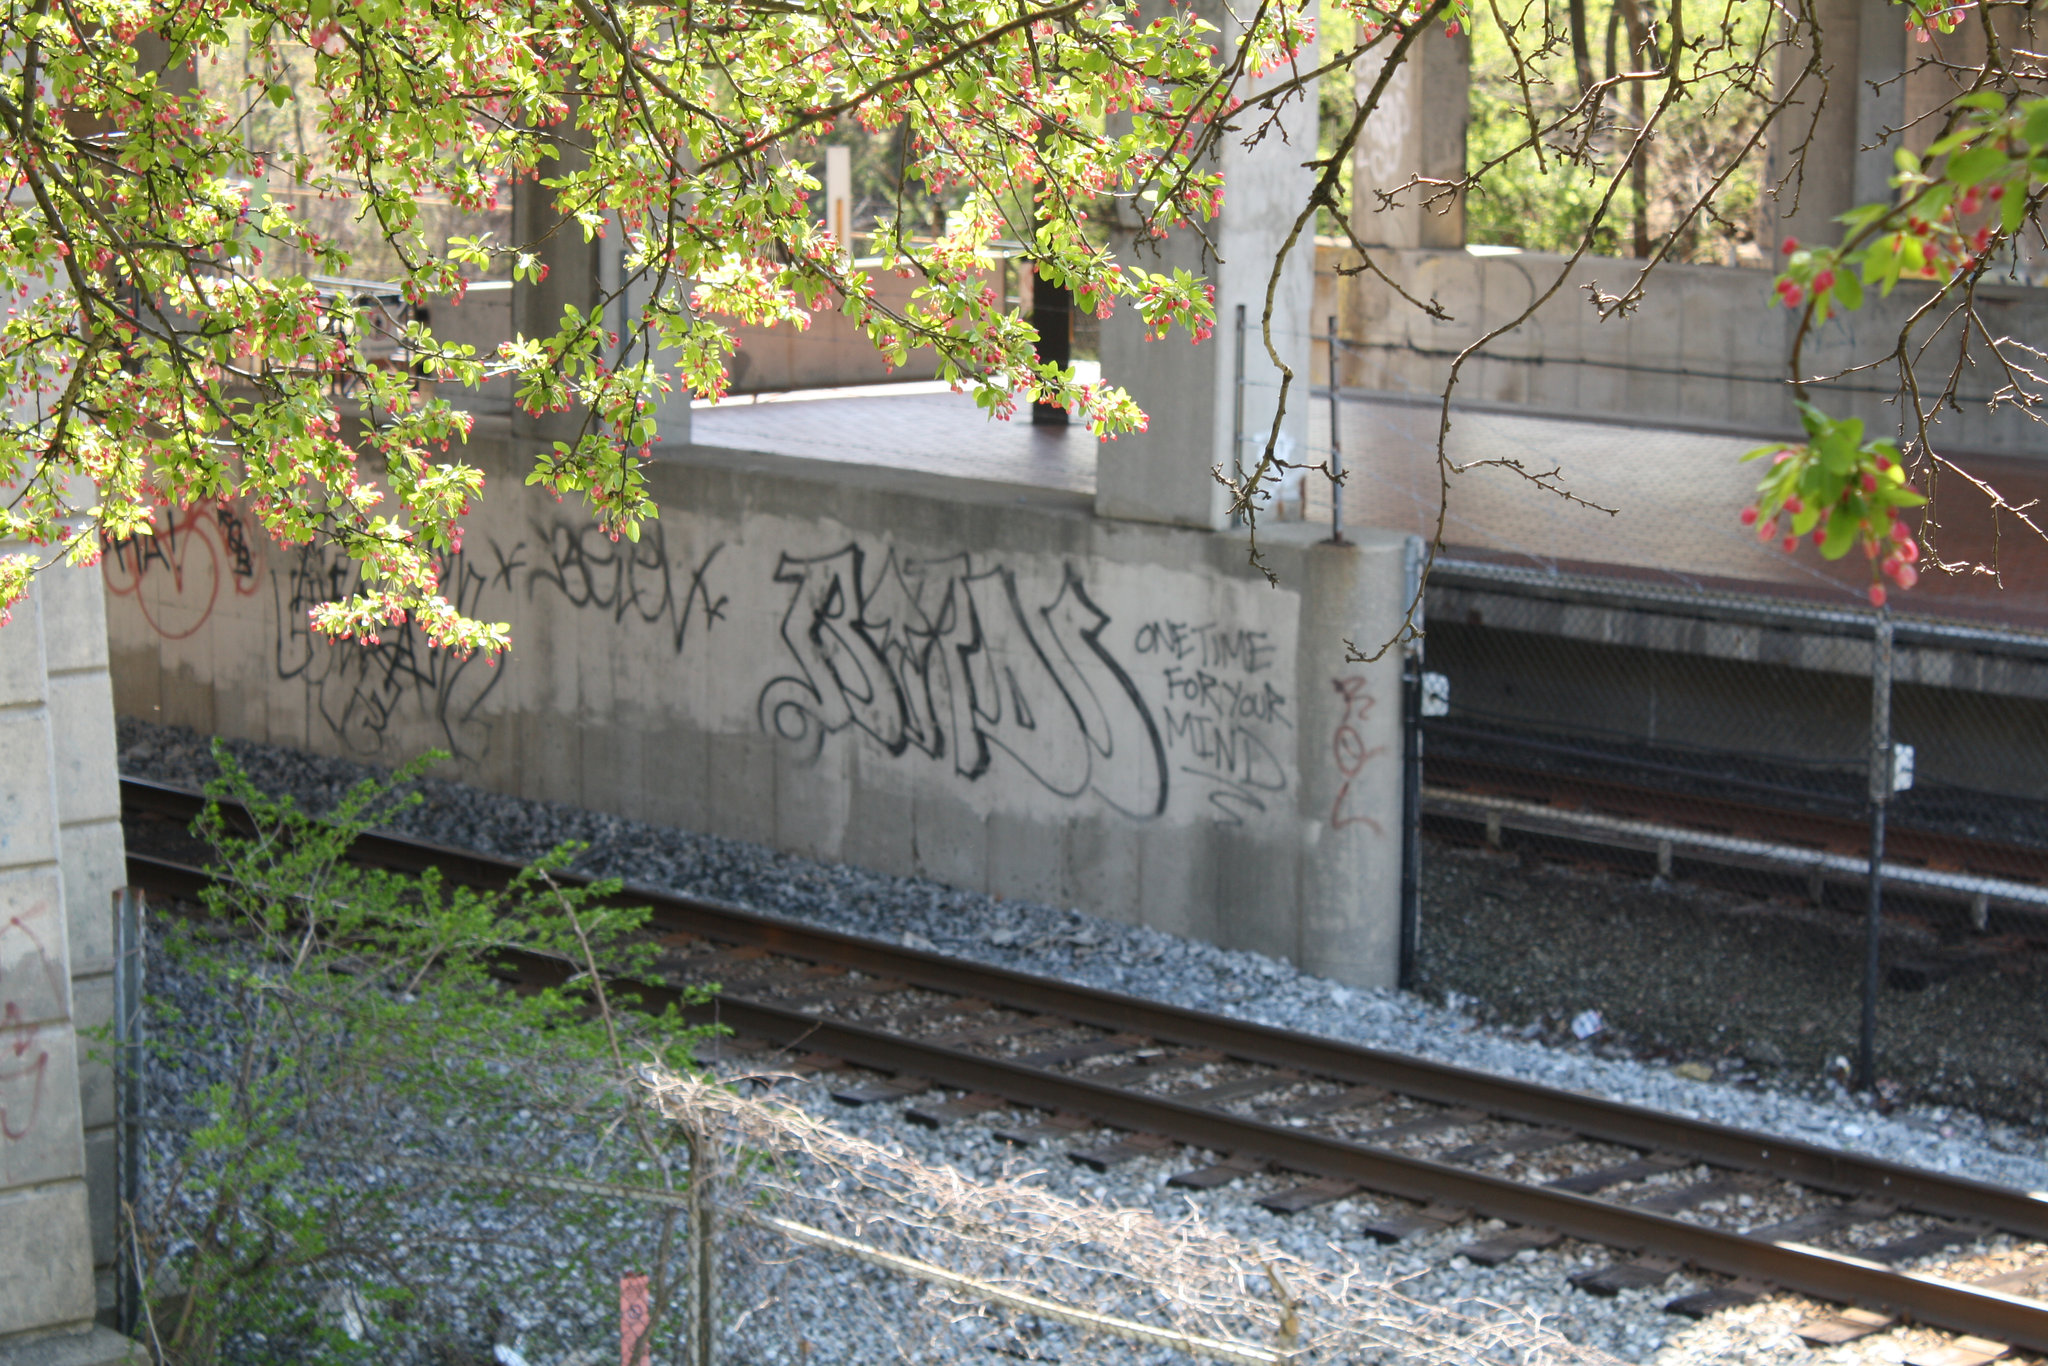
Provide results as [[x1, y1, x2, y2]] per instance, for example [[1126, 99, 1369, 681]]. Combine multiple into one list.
[[136, 744, 710, 1364]]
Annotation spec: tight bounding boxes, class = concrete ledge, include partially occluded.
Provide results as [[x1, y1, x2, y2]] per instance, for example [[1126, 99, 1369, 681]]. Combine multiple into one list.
[[676, 439, 1097, 513], [0, 1326, 146, 1366], [1428, 575, 2048, 701]]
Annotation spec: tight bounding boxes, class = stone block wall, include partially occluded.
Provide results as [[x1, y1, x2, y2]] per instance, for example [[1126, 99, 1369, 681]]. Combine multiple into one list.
[[0, 559, 130, 1352]]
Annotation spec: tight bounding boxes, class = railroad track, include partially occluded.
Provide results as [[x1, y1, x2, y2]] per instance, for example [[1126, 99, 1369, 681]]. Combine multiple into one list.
[[121, 776, 2048, 1362]]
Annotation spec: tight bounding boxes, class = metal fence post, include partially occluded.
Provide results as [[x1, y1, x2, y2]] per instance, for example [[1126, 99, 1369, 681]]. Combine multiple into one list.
[[1325, 315, 1345, 545], [113, 886, 147, 1339], [685, 1129, 717, 1366], [1856, 610, 1893, 1093], [1400, 650, 1423, 990], [1398, 536, 1426, 990], [1230, 304, 1247, 528]]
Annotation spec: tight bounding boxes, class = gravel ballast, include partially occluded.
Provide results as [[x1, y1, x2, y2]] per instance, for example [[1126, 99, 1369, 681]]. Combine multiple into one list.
[[119, 720, 2048, 1365], [1416, 836, 2048, 1127]]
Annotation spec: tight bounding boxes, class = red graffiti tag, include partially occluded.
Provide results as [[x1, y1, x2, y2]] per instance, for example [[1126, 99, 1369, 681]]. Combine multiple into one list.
[[102, 499, 263, 640], [0, 908, 63, 1141], [1329, 676, 1387, 834]]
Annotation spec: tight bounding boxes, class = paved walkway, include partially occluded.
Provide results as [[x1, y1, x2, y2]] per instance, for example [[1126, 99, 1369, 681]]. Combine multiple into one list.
[[691, 381, 1096, 494], [1315, 394, 2048, 630], [692, 382, 2048, 630]]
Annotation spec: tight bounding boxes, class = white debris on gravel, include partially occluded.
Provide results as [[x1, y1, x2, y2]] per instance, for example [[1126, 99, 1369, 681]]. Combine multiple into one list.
[[122, 722, 2048, 1366]]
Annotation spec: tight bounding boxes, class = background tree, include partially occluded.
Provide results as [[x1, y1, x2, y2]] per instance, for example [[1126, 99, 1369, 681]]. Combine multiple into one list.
[[0, 0, 1253, 646], [3, 0, 2045, 652], [1250, 0, 2048, 628]]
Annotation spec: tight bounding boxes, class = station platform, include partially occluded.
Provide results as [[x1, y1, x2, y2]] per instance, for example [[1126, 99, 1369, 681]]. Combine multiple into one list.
[[692, 380, 2048, 633]]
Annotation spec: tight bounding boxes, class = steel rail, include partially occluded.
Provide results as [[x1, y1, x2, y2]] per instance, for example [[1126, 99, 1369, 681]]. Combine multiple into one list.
[[124, 843, 2048, 1353], [119, 776, 2048, 1241]]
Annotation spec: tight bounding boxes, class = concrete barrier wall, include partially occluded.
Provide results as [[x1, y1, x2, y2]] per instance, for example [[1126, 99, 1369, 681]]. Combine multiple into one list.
[[423, 263, 1004, 413], [106, 437, 1416, 986], [1315, 244, 2048, 455], [720, 265, 1002, 395]]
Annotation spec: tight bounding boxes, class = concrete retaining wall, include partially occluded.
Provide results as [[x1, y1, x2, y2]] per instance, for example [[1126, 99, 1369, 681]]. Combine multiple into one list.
[[106, 437, 1416, 986], [721, 264, 1003, 396]]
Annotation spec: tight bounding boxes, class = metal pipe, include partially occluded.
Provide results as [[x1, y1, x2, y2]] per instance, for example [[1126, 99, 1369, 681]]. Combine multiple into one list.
[[1858, 610, 1893, 1093], [1326, 315, 1345, 544], [1421, 786, 2048, 910], [690, 1132, 717, 1366]]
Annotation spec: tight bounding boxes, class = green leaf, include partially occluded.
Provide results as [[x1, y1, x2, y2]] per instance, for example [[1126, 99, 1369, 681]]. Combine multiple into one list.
[[268, 83, 292, 108], [1820, 508, 1858, 559], [1947, 144, 2009, 187], [1832, 268, 1864, 311], [2022, 100, 2048, 147], [2003, 186, 2028, 234]]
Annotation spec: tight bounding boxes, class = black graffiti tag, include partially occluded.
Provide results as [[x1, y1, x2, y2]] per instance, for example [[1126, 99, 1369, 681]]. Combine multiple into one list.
[[273, 543, 503, 760], [757, 544, 1168, 818], [522, 519, 727, 653]]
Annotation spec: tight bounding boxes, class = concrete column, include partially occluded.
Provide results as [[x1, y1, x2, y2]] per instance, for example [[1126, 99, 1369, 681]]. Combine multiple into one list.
[[511, 123, 691, 458], [1094, 5, 1319, 529], [1763, 0, 1907, 253], [1351, 25, 1471, 250], [0, 560, 141, 1366], [1291, 530, 1416, 988], [512, 138, 604, 454]]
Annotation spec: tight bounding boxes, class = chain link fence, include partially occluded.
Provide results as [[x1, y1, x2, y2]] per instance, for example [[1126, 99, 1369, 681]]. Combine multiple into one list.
[[1403, 570, 2048, 1115]]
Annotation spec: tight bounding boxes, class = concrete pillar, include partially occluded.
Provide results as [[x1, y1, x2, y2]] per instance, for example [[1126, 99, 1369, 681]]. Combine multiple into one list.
[[1093, 5, 1319, 529], [1290, 530, 1417, 987], [1763, 0, 1907, 253], [0, 560, 142, 1366], [511, 122, 691, 458], [1351, 26, 1471, 250]]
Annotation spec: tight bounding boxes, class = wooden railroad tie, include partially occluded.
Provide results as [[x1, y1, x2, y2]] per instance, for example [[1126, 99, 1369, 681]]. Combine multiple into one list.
[[1068, 1131, 1177, 1171], [1361, 1201, 1468, 1242], [1255, 1176, 1363, 1215]]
